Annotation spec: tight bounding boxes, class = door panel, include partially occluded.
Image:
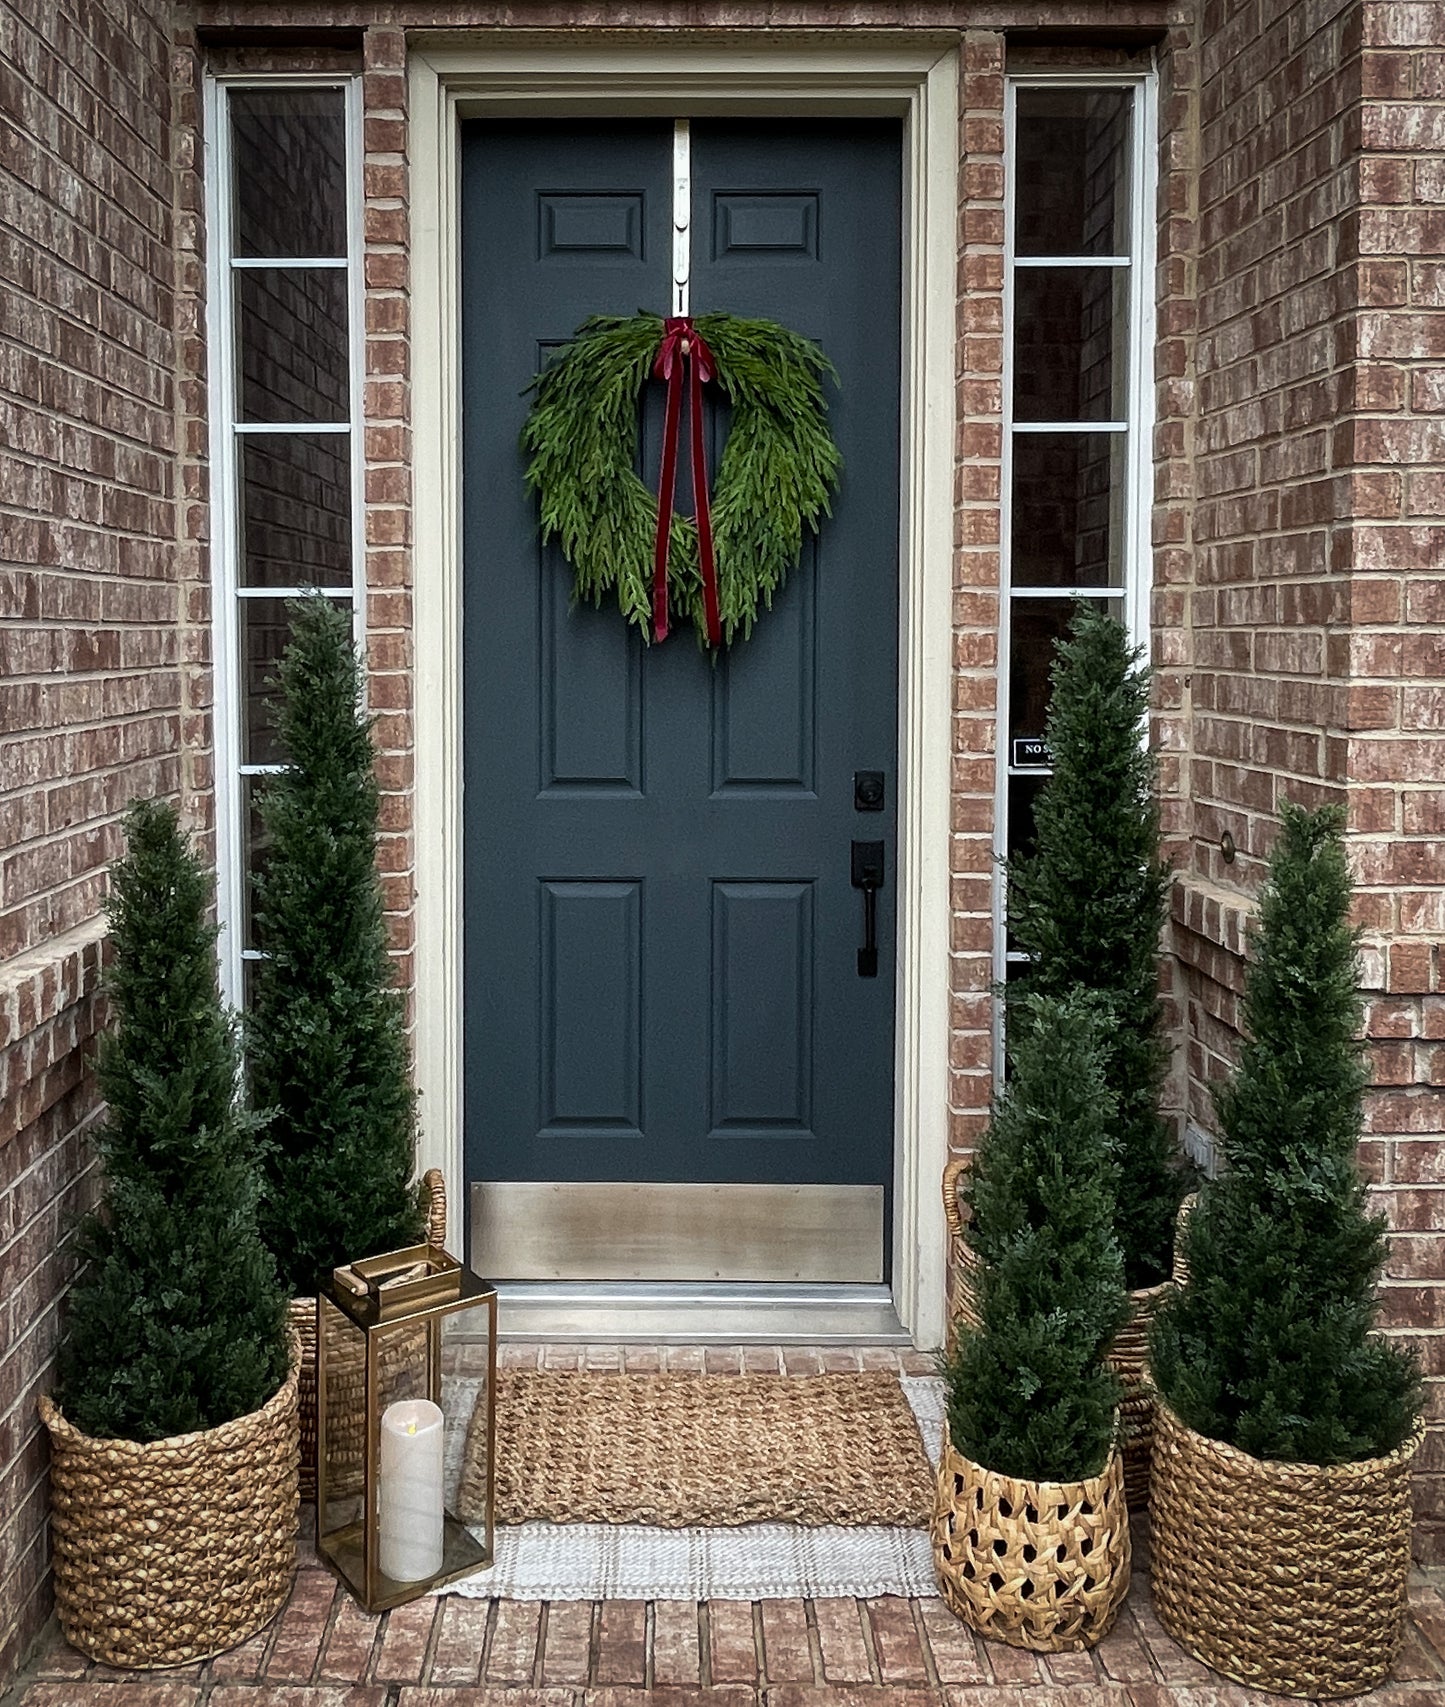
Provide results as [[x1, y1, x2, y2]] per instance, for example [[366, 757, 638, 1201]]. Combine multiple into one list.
[[461, 118, 902, 1278]]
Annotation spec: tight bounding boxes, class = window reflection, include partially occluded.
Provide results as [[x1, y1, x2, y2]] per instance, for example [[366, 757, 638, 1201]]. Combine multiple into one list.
[[1014, 88, 1132, 258], [238, 269, 350, 423], [241, 434, 352, 588], [231, 88, 347, 259], [1011, 433, 1124, 588]]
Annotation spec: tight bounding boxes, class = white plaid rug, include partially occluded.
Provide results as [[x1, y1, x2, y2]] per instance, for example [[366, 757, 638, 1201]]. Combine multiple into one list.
[[435, 1375, 944, 1601]]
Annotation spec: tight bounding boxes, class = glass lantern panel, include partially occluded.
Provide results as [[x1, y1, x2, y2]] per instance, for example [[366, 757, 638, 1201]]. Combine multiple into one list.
[[316, 1295, 369, 1566], [444, 1313, 494, 1542]]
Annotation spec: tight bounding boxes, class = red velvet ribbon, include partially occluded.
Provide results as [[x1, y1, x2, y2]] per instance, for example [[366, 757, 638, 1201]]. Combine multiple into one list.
[[652, 317, 722, 647]]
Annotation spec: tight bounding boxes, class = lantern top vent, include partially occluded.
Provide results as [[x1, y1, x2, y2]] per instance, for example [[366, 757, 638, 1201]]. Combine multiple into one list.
[[326, 1244, 493, 1326]]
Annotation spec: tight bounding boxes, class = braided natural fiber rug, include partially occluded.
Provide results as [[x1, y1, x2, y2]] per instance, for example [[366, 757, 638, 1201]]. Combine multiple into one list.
[[457, 1370, 933, 1529], [437, 1375, 944, 1600]]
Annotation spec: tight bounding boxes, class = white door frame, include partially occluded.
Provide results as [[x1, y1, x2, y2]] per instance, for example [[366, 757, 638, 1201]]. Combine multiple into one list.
[[409, 34, 959, 1349]]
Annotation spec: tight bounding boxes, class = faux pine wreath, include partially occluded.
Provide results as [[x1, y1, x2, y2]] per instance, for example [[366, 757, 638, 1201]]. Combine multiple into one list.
[[522, 311, 842, 647]]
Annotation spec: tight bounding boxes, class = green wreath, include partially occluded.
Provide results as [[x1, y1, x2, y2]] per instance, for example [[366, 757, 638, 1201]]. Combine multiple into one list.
[[522, 311, 842, 646]]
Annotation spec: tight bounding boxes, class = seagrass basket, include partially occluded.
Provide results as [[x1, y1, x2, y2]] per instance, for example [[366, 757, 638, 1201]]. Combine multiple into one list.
[[942, 1160, 1194, 1509], [290, 1168, 446, 1502], [38, 1333, 301, 1669], [1149, 1398, 1424, 1699], [932, 1431, 1130, 1652]]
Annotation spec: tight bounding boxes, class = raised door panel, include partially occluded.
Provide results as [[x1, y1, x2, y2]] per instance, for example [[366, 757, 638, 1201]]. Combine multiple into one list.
[[539, 566, 643, 795], [539, 879, 643, 1137], [709, 551, 817, 796], [709, 880, 815, 1135]]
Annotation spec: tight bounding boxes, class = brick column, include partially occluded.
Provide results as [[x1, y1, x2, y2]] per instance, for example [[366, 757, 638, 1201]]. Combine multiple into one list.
[[361, 26, 418, 999], [948, 29, 1006, 1159], [1350, 0, 1445, 1559]]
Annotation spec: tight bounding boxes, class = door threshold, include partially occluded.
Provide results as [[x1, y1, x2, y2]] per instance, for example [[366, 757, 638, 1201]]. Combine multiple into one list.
[[485, 1281, 912, 1345]]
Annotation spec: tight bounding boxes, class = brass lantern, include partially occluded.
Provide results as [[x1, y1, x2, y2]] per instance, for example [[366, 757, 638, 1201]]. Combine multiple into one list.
[[316, 1243, 496, 1611]]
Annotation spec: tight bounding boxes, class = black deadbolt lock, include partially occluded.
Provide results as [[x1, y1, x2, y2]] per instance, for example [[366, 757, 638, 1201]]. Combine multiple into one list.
[[854, 770, 885, 812]]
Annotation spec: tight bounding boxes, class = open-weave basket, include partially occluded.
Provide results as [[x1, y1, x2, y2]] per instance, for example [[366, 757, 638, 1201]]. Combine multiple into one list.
[[943, 1160, 1194, 1509], [932, 1432, 1130, 1652], [1149, 1398, 1423, 1699], [38, 1334, 301, 1669], [290, 1168, 446, 1502]]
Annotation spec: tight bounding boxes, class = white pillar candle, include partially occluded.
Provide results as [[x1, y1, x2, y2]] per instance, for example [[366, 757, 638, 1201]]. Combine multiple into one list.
[[378, 1398, 445, 1583]]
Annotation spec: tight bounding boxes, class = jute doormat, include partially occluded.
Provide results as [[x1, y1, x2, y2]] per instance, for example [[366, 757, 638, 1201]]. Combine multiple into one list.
[[457, 1370, 934, 1528]]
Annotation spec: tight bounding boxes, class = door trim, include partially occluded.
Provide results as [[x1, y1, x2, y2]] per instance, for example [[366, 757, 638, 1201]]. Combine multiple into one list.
[[410, 34, 959, 1350]]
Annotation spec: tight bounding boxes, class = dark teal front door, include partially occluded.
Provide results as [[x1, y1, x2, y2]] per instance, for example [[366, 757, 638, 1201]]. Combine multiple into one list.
[[461, 118, 902, 1280]]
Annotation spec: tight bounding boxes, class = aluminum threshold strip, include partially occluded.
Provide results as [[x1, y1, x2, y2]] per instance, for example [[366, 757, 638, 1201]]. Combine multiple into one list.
[[479, 1281, 912, 1345]]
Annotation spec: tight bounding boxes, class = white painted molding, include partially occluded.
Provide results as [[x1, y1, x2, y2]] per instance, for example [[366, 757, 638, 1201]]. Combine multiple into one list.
[[408, 35, 959, 1347]]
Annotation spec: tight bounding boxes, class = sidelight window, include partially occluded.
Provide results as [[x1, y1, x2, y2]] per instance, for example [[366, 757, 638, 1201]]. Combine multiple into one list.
[[994, 75, 1155, 1012], [206, 79, 364, 1004]]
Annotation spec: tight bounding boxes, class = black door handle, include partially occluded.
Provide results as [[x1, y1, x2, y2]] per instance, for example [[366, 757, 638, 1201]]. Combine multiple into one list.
[[851, 840, 885, 977]]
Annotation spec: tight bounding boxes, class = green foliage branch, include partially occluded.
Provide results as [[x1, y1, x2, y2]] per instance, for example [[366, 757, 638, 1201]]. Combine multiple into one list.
[[57, 799, 289, 1442], [249, 595, 422, 1297], [1006, 602, 1184, 1290], [1151, 802, 1422, 1465], [942, 993, 1129, 1483], [521, 312, 843, 646]]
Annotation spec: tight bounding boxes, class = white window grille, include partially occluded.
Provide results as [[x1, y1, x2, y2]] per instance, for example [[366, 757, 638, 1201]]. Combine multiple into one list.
[[993, 71, 1158, 1048], [205, 76, 365, 1003]]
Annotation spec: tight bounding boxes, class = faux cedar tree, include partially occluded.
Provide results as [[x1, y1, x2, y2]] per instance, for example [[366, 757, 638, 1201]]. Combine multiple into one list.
[[943, 992, 1129, 1484], [249, 595, 422, 1297], [58, 800, 289, 1442], [1150, 802, 1421, 1465], [1006, 602, 1183, 1290]]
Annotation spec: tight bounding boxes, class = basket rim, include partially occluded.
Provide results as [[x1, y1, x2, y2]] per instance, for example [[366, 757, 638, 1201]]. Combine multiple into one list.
[[1153, 1392, 1426, 1486], [942, 1159, 1184, 1306], [38, 1329, 301, 1458], [942, 1427, 1123, 1503]]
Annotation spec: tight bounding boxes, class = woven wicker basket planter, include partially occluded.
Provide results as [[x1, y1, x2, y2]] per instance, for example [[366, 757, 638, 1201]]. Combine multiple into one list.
[[942, 1162, 1194, 1510], [292, 1168, 447, 1502], [1149, 1398, 1423, 1699], [932, 1431, 1130, 1652], [38, 1335, 301, 1670]]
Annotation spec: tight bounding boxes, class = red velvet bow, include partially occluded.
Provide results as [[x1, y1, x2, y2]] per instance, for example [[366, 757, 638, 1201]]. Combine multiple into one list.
[[652, 317, 722, 647]]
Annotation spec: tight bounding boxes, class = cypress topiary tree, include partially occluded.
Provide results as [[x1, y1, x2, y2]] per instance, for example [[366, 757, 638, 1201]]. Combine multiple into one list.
[[1006, 601, 1182, 1290], [942, 993, 1129, 1483], [1150, 802, 1421, 1464], [249, 595, 422, 1297], [57, 800, 289, 1442]]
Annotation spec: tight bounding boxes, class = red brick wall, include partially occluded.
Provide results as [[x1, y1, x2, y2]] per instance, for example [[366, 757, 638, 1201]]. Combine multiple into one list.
[[1354, 0, 1445, 1558], [1174, 0, 1445, 1554], [0, 0, 206, 1679]]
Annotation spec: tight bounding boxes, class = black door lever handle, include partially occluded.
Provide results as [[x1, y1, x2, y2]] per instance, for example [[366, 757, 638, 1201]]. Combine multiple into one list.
[[851, 840, 885, 977]]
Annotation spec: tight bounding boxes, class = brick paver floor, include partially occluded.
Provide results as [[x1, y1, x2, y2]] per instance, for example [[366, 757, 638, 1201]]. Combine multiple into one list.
[[8, 1346, 1445, 1707]]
